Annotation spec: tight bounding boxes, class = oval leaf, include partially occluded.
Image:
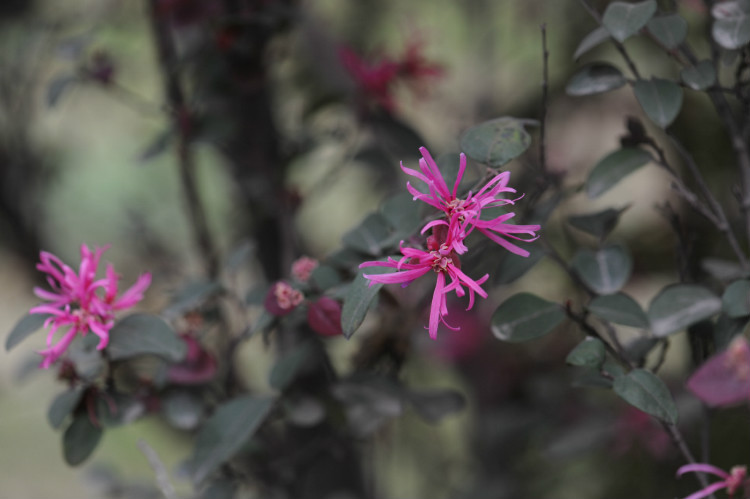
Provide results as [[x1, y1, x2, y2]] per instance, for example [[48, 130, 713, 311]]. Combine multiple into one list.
[[712, 1, 750, 49], [342, 213, 391, 256], [63, 413, 104, 466], [567, 206, 629, 240], [603, 0, 658, 42], [647, 14, 688, 49], [566, 63, 626, 96], [613, 369, 678, 424], [6, 313, 51, 351], [722, 279, 750, 318], [188, 395, 275, 485], [460, 117, 535, 167], [574, 26, 611, 59], [648, 284, 722, 337], [494, 244, 545, 284], [48, 387, 85, 429], [586, 148, 653, 198], [491, 293, 565, 342], [633, 78, 684, 128], [572, 245, 633, 295], [589, 292, 649, 328], [566, 337, 606, 368], [47, 74, 77, 108], [107, 314, 186, 362], [342, 263, 396, 339], [680, 60, 717, 91], [269, 342, 315, 391]]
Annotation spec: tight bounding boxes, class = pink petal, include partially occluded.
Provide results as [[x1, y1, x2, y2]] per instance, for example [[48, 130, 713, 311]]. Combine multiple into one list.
[[428, 272, 446, 340], [451, 153, 467, 198], [677, 464, 731, 479], [681, 482, 728, 499], [113, 273, 151, 310], [363, 267, 431, 284]]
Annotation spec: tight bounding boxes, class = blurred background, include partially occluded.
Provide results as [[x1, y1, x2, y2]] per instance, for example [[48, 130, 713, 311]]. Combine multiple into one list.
[[1, 0, 746, 498]]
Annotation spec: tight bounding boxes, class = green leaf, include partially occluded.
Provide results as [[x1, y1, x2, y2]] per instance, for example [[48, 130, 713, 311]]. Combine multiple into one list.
[[680, 60, 717, 90], [47, 74, 77, 108], [342, 213, 391, 256], [188, 395, 274, 484], [574, 26, 611, 59], [633, 78, 684, 128], [566, 63, 627, 96], [722, 280, 750, 318], [380, 192, 421, 235], [603, 0, 658, 42], [341, 263, 396, 339], [711, 1, 750, 49], [6, 313, 51, 351], [613, 369, 678, 424], [494, 245, 545, 284], [589, 292, 649, 328], [572, 245, 632, 295], [648, 284, 722, 337], [269, 342, 315, 391], [309, 265, 342, 291], [460, 117, 536, 167], [586, 148, 652, 198], [566, 337, 606, 368], [63, 413, 104, 466], [107, 314, 187, 362], [567, 206, 629, 240], [714, 313, 749, 350], [646, 14, 688, 49], [163, 391, 204, 431], [48, 387, 85, 429], [164, 281, 222, 318], [491, 293, 565, 342]]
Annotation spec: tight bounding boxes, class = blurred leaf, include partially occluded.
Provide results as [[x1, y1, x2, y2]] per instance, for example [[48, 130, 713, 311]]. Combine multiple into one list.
[[648, 284, 721, 337], [589, 292, 649, 328], [341, 263, 396, 339], [714, 313, 749, 350], [200, 480, 237, 499], [702, 258, 747, 281], [49, 386, 85, 429], [572, 245, 632, 295], [722, 280, 750, 318], [681, 60, 717, 90], [342, 213, 391, 256], [188, 396, 274, 484], [164, 281, 222, 318], [327, 247, 371, 269], [163, 390, 204, 431], [574, 26, 611, 59], [369, 114, 426, 161], [586, 148, 652, 198], [108, 314, 187, 362], [565, 63, 626, 96], [647, 14, 688, 49], [380, 191, 421, 235], [460, 117, 536, 167], [613, 369, 678, 424], [603, 0, 658, 42], [269, 342, 315, 391], [47, 74, 77, 108], [138, 129, 175, 163], [711, 0, 750, 49], [566, 337, 606, 368], [625, 336, 660, 363], [407, 389, 466, 423], [6, 313, 51, 351], [633, 78, 684, 128], [491, 293, 565, 342], [332, 378, 403, 437], [310, 265, 342, 291], [95, 392, 146, 427], [63, 413, 103, 466], [567, 206, 629, 240], [251, 310, 274, 337], [494, 245, 545, 284]]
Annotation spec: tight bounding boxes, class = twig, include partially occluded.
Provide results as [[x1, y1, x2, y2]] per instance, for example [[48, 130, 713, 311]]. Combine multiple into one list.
[[651, 339, 670, 374], [539, 23, 550, 175], [137, 439, 178, 499], [577, 0, 641, 78]]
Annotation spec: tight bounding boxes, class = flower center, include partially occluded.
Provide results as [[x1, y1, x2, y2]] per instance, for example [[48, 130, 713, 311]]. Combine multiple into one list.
[[726, 466, 746, 495]]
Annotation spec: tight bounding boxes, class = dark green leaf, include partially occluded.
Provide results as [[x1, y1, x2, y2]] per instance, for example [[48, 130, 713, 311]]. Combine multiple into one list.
[[491, 293, 565, 342], [714, 313, 749, 350], [107, 314, 187, 362], [164, 281, 222, 318], [269, 342, 315, 391], [48, 387, 85, 429], [380, 192, 421, 235], [6, 313, 51, 351], [633, 78, 684, 128], [586, 148, 653, 198], [342, 213, 391, 256], [603, 0, 658, 42], [567, 206, 629, 240], [200, 480, 237, 499], [341, 263, 396, 339], [407, 389, 466, 423], [572, 245, 632, 295], [460, 117, 536, 167], [47, 74, 77, 108], [613, 369, 678, 424], [566, 63, 626, 96], [648, 284, 722, 337], [163, 391, 204, 430], [702, 258, 746, 282], [722, 279, 750, 318], [566, 337, 606, 367], [681, 60, 718, 90], [188, 395, 274, 484], [589, 292, 649, 328], [574, 26, 611, 59], [310, 265, 342, 291], [95, 393, 145, 427], [711, 1, 750, 49], [624, 337, 660, 363], [647, 14, 688, 49], [494, 245, 545, 284], [63, 413, 103, 466]]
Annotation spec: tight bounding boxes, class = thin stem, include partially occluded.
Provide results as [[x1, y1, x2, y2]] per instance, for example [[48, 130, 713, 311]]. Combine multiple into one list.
[[662, 422, 714, 494], [539, 23, 550, 175], [577, 0, 641, 78]]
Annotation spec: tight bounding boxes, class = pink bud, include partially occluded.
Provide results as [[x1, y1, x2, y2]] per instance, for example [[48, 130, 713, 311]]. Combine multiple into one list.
[[265, 281, 304, 316], [291, 256, 318, 283], [307, 297, 343, 337], [686, 336, 750, 407]]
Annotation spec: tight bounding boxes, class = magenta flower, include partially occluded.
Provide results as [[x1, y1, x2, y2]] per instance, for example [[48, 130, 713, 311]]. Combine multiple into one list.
[[677, 464, 748, 499], [360, 231, 488, 339], [686, 335, 750, 407], [264, 281, 304, 317], [402, 147, 540, 257], [30, 244, 152, 369], [339, 46, 400, 112]]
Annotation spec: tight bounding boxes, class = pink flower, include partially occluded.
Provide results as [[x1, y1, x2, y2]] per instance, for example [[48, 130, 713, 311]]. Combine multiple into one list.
[[402, 147, 540, 257], [360, 230, 488, 340], [677, 463, 748, 499], [291, 256, 318, 283], [686, 335, 750, 407], [339, 46, 400, 112], [264, 281, 304, 316], [30, 244, 152, 369]]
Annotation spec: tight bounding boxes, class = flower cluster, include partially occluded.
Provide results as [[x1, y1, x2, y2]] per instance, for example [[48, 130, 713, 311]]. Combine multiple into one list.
[[677, 463, 748, 499], [30, 244, 152, 369], [360, 147, 540, 339]]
